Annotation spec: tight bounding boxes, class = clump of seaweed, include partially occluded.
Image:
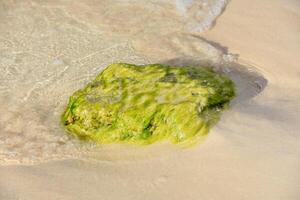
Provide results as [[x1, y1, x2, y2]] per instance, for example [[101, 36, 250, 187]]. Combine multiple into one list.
[[62, 63, 235, 146]]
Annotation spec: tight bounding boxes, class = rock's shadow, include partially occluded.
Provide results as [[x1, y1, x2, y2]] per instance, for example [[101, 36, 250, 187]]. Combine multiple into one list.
[[161, 57, 268, 105]]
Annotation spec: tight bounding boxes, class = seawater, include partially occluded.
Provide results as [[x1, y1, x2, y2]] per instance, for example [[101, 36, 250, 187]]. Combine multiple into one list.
[[0, 0, 265, 165]]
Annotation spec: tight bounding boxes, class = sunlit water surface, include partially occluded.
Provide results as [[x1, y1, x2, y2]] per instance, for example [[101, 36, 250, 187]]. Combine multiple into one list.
[[0, 0, 266, 165]]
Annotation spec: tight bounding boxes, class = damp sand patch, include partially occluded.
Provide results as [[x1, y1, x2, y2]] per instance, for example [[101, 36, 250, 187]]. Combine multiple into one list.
[[62, 63, 235, 145]]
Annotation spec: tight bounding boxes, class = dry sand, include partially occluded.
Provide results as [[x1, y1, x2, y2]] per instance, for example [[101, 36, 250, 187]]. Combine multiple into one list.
[[1, 0, 300, 199]]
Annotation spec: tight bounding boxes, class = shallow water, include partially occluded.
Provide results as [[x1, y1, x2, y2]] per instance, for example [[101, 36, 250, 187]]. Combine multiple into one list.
[[0, 0, 266, 165]]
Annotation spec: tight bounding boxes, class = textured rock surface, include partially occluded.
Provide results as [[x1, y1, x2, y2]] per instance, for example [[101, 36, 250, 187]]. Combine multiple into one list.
[[62, 63, 235, 145]]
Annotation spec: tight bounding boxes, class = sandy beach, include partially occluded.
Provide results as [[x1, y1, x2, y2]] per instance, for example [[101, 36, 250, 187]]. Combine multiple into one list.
[[0, 0, 300, 199]]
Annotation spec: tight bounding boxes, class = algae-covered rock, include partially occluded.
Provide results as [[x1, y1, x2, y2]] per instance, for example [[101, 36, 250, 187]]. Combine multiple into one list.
[[62, 63, 235, 145]]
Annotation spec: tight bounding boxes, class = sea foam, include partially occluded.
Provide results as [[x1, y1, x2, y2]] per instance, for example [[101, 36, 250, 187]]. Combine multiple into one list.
[[176, 0, 229, 32]]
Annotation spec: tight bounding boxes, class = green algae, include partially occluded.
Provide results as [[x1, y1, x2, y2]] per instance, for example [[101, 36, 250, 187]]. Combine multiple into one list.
[[62, 63, 235, 145]]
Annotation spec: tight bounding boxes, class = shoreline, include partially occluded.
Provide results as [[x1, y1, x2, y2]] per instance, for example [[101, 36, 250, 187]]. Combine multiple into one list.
[[1, 0, 300, 199]]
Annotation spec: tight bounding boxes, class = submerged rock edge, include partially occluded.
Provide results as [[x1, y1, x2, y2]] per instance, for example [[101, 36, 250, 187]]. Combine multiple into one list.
[[61, 63, 235, 146]]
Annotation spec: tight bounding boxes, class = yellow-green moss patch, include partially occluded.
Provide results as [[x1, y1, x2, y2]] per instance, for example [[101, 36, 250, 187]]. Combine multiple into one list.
[[62, 63, 235, 145]]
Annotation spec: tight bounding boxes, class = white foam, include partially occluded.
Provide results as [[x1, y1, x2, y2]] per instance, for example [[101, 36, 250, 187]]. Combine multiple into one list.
[[176, 0, 195, 13], [176, 0, 229, 32]]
